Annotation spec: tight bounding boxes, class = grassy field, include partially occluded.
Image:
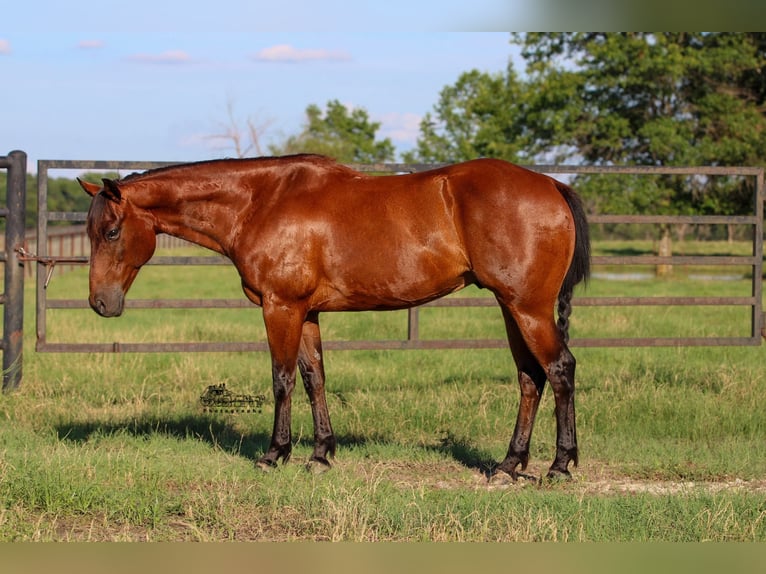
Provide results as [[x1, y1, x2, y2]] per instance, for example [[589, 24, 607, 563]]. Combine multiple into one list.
[[1, 241, 765, 541]]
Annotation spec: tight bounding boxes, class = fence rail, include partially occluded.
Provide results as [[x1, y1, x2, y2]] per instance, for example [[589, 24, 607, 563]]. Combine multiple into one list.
[[34, 160, 764, 354]]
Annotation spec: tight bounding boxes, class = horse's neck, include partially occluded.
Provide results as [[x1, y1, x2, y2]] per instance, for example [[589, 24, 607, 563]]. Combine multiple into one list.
[[133, 179, 245, 256]]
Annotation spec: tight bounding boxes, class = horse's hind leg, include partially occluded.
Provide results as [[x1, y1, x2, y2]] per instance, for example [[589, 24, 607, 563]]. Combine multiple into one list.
[[297, 312, 336, 470], [496, 306, 548, 480], [499, 301, 578, 480], [546, 340, 578, 479]]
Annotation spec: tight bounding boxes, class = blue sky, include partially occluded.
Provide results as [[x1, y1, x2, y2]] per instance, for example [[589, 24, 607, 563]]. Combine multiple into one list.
[[2, 1, 525, 171]]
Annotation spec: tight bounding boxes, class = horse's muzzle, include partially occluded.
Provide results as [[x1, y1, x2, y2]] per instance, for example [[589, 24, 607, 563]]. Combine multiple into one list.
[[89, 288, 125, 317]]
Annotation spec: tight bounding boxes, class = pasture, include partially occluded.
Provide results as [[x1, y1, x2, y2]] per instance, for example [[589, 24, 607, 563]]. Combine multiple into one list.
[[1, 241, 765, 541]]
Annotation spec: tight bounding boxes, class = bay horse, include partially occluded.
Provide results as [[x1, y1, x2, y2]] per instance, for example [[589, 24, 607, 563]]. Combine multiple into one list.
[[78, 154, 590, 480]]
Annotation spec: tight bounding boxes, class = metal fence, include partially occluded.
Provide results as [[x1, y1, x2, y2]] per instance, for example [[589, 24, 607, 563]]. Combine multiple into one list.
[[1, 151, 26, 391], [33, 159, 764, 355]]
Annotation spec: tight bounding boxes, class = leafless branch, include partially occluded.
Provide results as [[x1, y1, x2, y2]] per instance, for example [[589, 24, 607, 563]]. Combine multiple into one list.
[[207, 98, 273, 158]]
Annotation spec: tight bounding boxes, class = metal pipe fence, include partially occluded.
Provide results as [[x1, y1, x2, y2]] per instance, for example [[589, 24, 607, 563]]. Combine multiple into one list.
[[1, 151, 26, 391], [33, 159, 764, 355]]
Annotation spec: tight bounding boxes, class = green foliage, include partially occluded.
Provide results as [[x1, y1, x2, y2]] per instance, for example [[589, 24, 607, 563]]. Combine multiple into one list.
[[0, 172, 119, 229], [408, 33, 766, 222], [402, 67, 530, 163], [513, 32, 766, 217], [45, 176, 98, 220], [270, 99, 395, 163]]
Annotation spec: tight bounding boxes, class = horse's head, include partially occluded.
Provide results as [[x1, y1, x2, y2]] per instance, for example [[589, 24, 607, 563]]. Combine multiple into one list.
[[78, 178, 157, 317]]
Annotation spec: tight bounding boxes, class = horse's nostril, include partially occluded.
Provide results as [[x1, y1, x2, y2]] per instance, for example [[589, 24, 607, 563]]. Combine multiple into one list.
[[90, 291, 124, 317]]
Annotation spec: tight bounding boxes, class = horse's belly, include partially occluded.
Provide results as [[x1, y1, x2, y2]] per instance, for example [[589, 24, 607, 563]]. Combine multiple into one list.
[[315, 262, 472, 312]]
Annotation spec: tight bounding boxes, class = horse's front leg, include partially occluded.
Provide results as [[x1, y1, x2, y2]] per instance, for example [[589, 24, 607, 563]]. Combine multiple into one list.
[[298, 312, 336, 471], [257, 301, 305, 469]]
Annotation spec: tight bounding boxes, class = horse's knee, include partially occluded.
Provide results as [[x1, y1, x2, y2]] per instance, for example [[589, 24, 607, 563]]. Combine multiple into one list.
[[272, 366, 296, 399]]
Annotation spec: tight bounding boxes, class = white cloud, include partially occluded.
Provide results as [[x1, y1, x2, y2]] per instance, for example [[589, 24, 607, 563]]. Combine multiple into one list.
[[252, 44, 351, 63], [128, 50, 194, 64], [0, 39, 11, 54], [77, 40, 105, 50], [377, 112, 422, 145]]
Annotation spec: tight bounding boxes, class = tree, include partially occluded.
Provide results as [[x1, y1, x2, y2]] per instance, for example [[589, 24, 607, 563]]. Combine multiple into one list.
[[403, 66, 530, 164], [513, 33, 766, 265], [208, 98, 273, 158], [514, 32, 766, 174], [270, 100, 395, 163]]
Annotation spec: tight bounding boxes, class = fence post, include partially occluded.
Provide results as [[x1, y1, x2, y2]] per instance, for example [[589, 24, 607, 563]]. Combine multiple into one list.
[[407, 307, 419, 346], [2, 150, 26, 391]]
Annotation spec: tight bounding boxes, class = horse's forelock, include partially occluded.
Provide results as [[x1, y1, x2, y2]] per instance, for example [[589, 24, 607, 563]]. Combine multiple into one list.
[[87, 192, 117, 236]]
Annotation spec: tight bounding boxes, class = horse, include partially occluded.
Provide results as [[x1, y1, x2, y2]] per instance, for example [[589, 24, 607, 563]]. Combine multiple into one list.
[[78, 154, 590, 480]]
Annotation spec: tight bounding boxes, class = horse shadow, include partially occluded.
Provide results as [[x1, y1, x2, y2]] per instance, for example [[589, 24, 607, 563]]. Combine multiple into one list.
[[55, 415, 272, 462], [54, 414, 498, 477]]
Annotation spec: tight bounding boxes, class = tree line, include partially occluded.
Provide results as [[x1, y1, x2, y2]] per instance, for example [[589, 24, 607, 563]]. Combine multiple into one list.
[[405, 33, 766, 244], [3, 33, 765, 237]]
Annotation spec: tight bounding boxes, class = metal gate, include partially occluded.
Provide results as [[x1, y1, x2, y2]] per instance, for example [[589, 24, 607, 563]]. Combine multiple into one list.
[[33, 160, 764, 355], [1, 151, 26, 391]]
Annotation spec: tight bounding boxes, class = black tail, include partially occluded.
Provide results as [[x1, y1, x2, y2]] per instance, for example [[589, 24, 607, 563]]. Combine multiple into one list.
[[555, 182, 591, 344]]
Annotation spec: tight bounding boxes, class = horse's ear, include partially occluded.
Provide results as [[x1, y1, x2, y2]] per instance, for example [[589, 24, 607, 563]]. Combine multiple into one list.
[[101, 178, 122, 203], [77, 178, 103, 197]]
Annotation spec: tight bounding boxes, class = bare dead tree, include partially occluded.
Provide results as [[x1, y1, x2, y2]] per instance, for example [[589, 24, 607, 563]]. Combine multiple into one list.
[[207, 98, 273, 158]]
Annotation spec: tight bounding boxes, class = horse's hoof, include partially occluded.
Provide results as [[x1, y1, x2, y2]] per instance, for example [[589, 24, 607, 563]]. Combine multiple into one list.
[[545, 468, 573, 482], [488, 470, 516, 485], [489, 468, 538, 485], [255, 459, 278, 472], [305, 457, 332, 474]]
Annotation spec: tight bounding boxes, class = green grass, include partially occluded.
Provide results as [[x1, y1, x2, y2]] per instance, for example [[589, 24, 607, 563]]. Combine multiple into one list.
[[1, 241, 765, 540]]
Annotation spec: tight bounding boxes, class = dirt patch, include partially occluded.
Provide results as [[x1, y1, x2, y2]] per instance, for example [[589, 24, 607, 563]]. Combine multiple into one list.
[[330, 458, 766, 496], [575, 477, 766, 496]]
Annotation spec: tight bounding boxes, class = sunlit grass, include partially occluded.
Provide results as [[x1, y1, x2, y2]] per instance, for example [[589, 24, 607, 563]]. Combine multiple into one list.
[[2, 240, 765, 540]]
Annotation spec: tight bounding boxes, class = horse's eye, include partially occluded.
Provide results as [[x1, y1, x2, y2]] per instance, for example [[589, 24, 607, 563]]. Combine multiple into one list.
[[105, 228, 121, 241]]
